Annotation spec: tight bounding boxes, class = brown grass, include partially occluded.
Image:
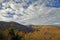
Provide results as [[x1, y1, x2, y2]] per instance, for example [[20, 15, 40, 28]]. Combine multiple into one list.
[[0, 25, 60, 40], [25, 25, 60, 40]]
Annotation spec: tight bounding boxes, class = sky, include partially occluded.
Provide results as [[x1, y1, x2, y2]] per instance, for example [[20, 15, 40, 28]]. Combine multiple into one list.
[[0, 0, 60, 25]]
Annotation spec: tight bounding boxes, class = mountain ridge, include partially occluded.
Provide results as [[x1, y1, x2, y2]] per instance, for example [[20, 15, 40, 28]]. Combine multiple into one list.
[[0, 21, 34, 32]]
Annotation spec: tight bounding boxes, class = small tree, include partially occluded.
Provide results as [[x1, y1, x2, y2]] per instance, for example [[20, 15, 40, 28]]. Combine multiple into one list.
[[8, 23, 23, 40], [15, 30, 22, 40], [8, 23, 15, 40]]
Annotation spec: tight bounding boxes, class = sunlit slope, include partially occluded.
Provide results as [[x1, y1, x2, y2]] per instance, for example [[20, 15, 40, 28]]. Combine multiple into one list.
[[26, 25, 60, 40]]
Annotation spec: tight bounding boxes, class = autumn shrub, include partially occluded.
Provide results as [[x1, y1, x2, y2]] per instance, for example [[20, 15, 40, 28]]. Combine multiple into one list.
[[8, 23, 24, 40]]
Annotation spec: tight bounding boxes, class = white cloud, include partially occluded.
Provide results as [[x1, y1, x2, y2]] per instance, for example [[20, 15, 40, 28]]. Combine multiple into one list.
[[0, 0, 60, 25]]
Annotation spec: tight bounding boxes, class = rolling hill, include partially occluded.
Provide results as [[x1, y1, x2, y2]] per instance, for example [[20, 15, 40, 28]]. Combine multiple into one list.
[[0, 21, 60, 40], [25, 25, 60, 40]]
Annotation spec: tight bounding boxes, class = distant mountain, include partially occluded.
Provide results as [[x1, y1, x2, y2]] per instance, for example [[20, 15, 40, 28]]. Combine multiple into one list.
[[0, 21, 34, 32]]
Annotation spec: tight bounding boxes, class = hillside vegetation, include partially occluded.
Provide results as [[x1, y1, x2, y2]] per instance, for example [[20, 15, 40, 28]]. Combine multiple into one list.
[[0, 24, 60, 40], [26, 25, 60, 40]]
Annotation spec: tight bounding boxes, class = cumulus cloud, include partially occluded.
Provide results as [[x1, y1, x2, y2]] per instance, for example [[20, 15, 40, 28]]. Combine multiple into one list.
[[0, 0, 38, 22], [0, 0, 60, 25]]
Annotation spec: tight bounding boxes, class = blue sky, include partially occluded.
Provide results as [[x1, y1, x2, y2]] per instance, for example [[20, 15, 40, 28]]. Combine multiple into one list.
[[0, 0, 60, 25], [46, 0, 60, 8]]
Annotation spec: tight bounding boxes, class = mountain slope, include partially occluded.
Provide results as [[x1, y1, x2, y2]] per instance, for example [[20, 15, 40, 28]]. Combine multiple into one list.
[[0, 21, 34, 32], [26, 25, 60, 40]]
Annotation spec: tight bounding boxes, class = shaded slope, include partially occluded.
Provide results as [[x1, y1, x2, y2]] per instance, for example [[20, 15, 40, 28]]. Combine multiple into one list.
[[0, 21, 34, 32]]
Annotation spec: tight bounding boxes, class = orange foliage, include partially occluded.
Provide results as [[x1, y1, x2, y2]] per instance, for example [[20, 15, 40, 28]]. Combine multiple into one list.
[[18, 31, 25, 36]]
